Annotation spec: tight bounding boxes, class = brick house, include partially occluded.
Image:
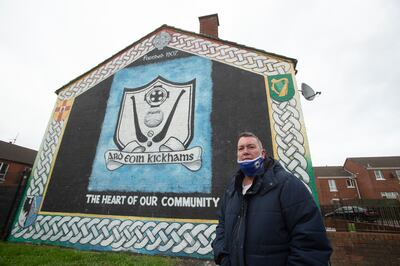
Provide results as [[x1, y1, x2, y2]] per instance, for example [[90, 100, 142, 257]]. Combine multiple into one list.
[[314, 156, 400, 204], [0, 140, 37, 185], [344, 156, 400, 200], [0, 140, 37, 237], [314, 166, 360, 205]]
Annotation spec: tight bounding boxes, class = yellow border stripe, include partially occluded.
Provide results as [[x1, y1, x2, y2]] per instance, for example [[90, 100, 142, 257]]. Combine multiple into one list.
[[264, 76, 279, 159], [39, 98, 75, 211]]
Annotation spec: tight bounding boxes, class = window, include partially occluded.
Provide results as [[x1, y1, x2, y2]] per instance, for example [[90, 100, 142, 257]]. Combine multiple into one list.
[[331, 198, 340, 204], [396, 170, 400, 179], [0, 162, 9, 182], [374, 170, 385, 180], [381, 192, 399, 199], [346, 179, 355, 188], [328, 180, 337, 192]]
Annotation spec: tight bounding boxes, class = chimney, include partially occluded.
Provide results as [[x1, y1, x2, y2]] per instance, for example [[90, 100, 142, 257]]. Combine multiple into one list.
[[199, 14, 219, 38]]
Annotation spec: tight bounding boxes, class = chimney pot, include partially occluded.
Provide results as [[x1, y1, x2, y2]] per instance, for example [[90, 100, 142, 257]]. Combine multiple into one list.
[[199, 14, 219, 38]]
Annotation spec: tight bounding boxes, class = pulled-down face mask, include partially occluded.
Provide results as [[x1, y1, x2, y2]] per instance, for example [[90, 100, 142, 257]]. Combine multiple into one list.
[[237, 155, 264, 177]]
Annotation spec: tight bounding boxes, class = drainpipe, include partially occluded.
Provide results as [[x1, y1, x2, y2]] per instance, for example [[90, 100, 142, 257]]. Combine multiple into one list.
[[354, 174, 361, 199]]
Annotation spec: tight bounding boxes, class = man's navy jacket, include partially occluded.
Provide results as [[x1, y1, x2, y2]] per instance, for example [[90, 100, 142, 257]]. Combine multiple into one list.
[[212, 157, 332, 266]]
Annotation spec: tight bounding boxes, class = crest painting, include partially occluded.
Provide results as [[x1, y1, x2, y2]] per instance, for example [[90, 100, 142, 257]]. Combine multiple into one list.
[[89, 55, 212, 193], [106, 76, 200, 171]]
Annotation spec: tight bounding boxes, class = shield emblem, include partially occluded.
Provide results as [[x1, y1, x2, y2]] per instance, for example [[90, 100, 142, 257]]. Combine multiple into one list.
[[18, 195, 41, 228], [268, 73, 295, 102], [114, 76, 196, 153]]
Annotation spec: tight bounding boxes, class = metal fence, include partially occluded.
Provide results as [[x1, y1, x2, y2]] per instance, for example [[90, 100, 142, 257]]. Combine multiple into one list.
[[320, 204, 400, 233]]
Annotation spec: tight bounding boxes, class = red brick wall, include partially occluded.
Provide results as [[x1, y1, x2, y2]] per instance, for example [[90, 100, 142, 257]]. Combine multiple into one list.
[[366, 169, 400, 198], [199, 16, 219, 37], [315, 177, 328, 205], [344, 160, 370, 198], [315, 178, 359, 205], [0, 160, 29, 186], [345, 160, 400, 199], [328, 232, 400, 265]]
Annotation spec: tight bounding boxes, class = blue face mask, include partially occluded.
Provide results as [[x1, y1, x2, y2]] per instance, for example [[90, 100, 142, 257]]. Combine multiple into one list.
[[237, 156, 265, 177]]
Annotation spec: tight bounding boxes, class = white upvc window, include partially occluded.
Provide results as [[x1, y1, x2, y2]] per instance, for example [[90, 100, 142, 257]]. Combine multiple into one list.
[[0, 162, 9, 182], [346, 179, 355, 188], [374, 170, 385, 180], [331, 198, 340, 204], [328, 179, 337, 192], [381, 192, 399, 199], [396, 170, 400, 179]]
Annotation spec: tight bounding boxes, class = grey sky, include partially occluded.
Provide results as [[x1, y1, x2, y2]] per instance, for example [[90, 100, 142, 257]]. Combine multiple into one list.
[[1, 0, 399, 166]]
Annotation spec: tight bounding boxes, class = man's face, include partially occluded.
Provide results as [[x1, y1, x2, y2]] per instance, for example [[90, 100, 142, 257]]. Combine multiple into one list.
[[237, 136, 266, 161]]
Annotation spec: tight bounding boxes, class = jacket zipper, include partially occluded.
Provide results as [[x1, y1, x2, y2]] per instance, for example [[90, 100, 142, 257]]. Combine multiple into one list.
[[233, 195, 247, 266]]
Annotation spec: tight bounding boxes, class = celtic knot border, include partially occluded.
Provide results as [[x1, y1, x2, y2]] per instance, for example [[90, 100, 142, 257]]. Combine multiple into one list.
[[27, 120, 63, 196], [271, 99, 310, 184], [168, 32, 292, 76], [58, 35, 156, 100], [12, 215, 216, 256]]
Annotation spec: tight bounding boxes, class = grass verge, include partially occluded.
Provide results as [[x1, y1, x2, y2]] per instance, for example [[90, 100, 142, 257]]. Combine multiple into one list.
[[0, 241, 182, 266]]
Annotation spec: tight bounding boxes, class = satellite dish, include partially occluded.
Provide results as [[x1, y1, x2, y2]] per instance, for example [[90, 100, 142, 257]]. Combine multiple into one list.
[[300, 83, 321, 101]]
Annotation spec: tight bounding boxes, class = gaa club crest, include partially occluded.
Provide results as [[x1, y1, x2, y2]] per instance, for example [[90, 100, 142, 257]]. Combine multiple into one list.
[[18, 195, 41, 228], [268, 73, 295, 102], [105, 76, 202, 171]]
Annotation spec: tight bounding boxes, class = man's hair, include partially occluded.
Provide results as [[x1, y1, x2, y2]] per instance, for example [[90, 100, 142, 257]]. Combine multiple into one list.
[[238, 131, 263, 150]]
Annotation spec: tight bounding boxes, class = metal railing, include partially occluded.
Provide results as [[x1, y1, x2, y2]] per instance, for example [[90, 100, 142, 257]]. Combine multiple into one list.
[[320, 204, 400, 233]]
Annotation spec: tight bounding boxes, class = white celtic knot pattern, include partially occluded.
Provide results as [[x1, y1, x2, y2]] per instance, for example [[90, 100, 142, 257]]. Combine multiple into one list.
[[27, 120, 63, 196], [58, 35, 156, 100], [57, 31, 293, 101], [272, 99, 310, 184], [168, 32, 292, 76], [12, 215, 216, 256]]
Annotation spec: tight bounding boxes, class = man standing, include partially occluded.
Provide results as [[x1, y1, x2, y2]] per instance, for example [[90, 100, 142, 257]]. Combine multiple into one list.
[[212, 132, 332, 265]]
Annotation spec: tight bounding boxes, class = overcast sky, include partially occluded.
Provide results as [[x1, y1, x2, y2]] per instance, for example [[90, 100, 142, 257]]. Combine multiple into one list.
[[1, 0, 399, 166]]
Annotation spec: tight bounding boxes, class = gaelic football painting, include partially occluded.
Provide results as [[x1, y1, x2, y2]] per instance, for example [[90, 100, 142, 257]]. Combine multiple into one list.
[[10, 28, 314, 259]]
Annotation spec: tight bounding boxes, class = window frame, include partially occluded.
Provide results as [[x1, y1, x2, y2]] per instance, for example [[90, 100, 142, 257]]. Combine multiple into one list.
[[374, 170, 385, 180], [331, 198, 340, 204], [395, 170, 400, 179], [381, 192, 399, 199], [328, 179, 338, 192], [0, 162, 10, 182], [346, 178, 355, 188]]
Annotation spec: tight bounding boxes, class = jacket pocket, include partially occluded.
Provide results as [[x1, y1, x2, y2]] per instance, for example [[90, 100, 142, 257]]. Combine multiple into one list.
[[246, 253, 287, 266], [221, 255, 231, 266]]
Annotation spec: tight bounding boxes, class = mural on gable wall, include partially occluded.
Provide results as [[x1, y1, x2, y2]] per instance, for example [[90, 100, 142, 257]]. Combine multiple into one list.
[[9, 28, 317, 259]]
